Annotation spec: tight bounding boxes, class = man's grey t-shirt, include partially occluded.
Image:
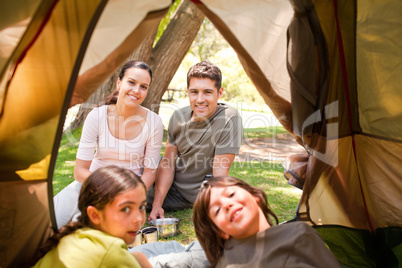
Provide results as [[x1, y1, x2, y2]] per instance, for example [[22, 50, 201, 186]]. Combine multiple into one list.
[[168, 103, 243, 203]]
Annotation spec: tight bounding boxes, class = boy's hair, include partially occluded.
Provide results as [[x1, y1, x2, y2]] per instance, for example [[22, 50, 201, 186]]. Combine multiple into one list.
[[104, 60, 152, 105], [186, 60, 222, 90], [193, 176, 278, 267], [32, 165, 145, 264]]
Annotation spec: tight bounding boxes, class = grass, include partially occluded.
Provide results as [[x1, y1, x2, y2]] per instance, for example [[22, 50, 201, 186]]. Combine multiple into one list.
[[242, 126, 288, 139], [52, 127, 81, 194], [53, 126, 301, 245]]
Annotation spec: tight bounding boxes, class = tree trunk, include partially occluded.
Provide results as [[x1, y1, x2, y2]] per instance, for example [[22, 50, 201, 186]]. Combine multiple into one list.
[[144, 0, 204, 113], [66, 0, 204, 131]]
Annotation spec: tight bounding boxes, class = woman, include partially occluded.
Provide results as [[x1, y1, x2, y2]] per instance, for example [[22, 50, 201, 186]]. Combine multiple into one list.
[[34, 165, 152, 267], [54, 60, 163, 228]]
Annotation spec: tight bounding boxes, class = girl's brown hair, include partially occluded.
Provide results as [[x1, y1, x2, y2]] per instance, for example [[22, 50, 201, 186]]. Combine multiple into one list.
[[32, 165, 145, 264], [193, 176, 278, 267]]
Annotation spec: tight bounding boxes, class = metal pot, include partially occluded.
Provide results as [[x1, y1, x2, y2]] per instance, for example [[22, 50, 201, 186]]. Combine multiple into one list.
[[148, 218, 181, 238]]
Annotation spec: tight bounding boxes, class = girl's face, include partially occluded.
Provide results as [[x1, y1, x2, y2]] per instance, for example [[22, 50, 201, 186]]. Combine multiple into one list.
[[208, 185, 270, 240], [93, 185, 147, 245], [116, 67, 150, 108]]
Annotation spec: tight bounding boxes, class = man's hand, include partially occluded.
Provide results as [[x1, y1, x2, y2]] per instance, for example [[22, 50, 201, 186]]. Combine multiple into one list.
[[148, 207, 165, 220]]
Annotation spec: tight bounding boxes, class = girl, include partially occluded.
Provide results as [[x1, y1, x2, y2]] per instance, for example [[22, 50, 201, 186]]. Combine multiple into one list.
[[54, 60, 163, 228], [34, 165, 151, 267], [193, 176, 341, 268]]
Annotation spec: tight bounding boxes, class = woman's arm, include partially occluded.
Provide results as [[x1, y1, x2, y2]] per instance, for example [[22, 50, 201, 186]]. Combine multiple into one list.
[[140, 167, 157, 190], [74, 158, 92, 183], [74, 107, 99, 183]]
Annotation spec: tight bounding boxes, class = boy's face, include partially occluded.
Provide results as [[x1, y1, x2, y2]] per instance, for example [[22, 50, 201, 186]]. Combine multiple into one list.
[[92, 186, 147, 245], [187, 77, 223, 122], [208, 186, 269, 239]]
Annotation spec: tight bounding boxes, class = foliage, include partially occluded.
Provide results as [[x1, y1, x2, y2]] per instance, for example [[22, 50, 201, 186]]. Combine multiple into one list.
[[53, 126, 301, 245], [168, 18, 266, 107], [154, 0, 181, 45], [189, 19, 228, 60], [213, 48, 265, 106]]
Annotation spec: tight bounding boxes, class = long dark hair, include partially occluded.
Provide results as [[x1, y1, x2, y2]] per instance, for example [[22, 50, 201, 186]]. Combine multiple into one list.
[[32, 165, 145, 264], [193, 176, 278, 267], [104, 60, 152, 105]]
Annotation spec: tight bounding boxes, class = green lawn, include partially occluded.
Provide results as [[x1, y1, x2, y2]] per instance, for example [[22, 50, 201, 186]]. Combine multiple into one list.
[[53, 126, 301, 244]]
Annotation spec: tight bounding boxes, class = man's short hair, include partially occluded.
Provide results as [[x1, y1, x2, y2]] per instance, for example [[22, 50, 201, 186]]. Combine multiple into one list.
[[187, 60, 222, 90]]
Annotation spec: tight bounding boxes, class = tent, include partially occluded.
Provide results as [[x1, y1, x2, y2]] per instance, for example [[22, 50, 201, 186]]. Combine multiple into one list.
[[0, 0, 401, 267]]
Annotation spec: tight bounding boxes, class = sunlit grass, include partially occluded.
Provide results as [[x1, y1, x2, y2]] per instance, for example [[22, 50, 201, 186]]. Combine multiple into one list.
[[53, 128, 81, 194], [243, 126, 288, 139]]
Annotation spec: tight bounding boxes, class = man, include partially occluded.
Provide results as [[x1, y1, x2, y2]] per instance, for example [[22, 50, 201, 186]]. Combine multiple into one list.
[[147, 60, 243, 220]]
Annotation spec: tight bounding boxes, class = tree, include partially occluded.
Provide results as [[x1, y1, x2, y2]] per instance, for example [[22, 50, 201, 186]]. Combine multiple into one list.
[[68, 0, 204, 131], [189, 18, 228, 60]]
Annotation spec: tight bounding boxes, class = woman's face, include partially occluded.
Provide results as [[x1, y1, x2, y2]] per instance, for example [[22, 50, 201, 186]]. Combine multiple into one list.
[[95, 185, 146, 245], [116, 67, 151, 108], [208, 185, 269, 239]]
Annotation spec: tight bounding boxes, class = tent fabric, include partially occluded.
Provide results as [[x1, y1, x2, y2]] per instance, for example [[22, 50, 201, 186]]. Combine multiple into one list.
[[0, 181, 52, 268], [315, 226, 402, 267], [0, 0, 58, 111], [0, 0, 169, 266], [292, 0, 402, 230], [356, 1, 402, 140], [284, 0, 402, 266]]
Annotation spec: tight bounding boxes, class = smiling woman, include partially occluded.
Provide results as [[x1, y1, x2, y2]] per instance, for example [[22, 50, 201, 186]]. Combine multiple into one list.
[[53, 60, 164, 229]]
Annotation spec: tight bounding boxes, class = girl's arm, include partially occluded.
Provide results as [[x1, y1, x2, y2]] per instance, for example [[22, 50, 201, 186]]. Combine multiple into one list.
[[132, 252, 152, 268]]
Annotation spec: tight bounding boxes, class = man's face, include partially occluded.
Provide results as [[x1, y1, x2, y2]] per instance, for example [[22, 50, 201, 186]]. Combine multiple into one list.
[[187, 77, 223, 122]]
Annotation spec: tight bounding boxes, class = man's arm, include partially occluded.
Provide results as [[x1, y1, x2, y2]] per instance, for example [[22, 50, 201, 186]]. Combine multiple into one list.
[[212, 153, 236, 177], [149, 140, 178, 220], [212, 110, 242, 177]]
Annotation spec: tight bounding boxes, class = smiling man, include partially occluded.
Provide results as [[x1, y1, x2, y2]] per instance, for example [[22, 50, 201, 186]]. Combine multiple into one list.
[[147, 60, 243, 220]]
